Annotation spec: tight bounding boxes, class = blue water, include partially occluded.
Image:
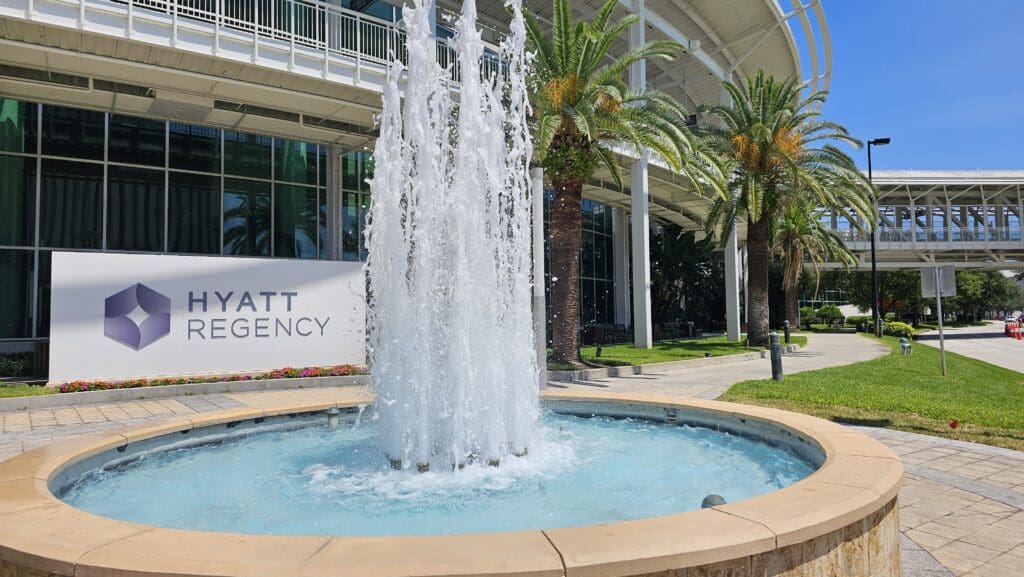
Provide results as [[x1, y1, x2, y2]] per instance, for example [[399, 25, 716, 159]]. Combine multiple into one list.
[[60, 413, 815, 536]]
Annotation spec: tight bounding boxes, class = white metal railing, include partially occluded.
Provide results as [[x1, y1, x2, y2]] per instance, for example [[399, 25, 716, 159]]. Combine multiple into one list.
[[113, 0, 502, 82], [834, 227, 1024, 245]]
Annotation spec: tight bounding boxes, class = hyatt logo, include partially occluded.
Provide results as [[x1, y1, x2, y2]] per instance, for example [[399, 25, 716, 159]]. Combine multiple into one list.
[[104, 283, 171, 350]]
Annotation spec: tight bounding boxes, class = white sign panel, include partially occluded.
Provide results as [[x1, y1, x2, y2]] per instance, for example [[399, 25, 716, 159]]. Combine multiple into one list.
[[921, 266, 957, 298], [49, 252, 365, 382]]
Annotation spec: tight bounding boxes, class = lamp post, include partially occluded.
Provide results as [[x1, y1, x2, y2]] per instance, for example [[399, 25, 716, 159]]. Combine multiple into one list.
[[868, 137, 891, 338]]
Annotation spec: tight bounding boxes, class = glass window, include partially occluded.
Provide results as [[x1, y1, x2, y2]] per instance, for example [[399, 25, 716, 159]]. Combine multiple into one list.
[[581, 279, 596, 325], [0, 249, 33, 338], [223, 178, 270, 256], [0, 155, 36, 246], [39, 159, 103, 249], [170, 123, 221, 173], [0, 99, 37, 154], [36, 251, 50, 338], [168, 172, 221, 254], [342, 191, 368, 261], [318, 146, 327, 187], [581, 230, 595, 278], [275, 139, 318, 185], [593, 234, 608, 280], [108, 115, 165, 167], [342, 150, 371, 192], [41, 105, 104, 160], [318, 187, 328, 259], [274, 184, 318, 258], [107, 166, 165, 252], [224, 131, 271, 179]]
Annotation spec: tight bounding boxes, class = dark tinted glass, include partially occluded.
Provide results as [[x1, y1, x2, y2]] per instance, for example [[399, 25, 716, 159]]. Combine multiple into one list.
[[0, 249, 33, 338], [169, 172, 221, 254], [107, 166, 165, 252], [39, 159, 103, 248], [318, 187, 328, 259], [318, 146, 327, 187], [341, 191, 364, 261], [169, 123, 221, 173], [0, 99, 37, 154], [342, 151, 366, 191], [275, 139, 317, 185], [108, 115, 165, 167], [581, 230, 595, 278], [41, 105, 104, 160], [0, 155, 36, 246], [36, 251, 50, 338], [224, 131, 271, 179], [594, 234, 609, 280], [223, 178, 270, 256], [274, 184, 318, 258]]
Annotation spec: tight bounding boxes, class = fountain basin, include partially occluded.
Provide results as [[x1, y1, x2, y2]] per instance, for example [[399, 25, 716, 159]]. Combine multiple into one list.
[[0, 390, 902, 577]]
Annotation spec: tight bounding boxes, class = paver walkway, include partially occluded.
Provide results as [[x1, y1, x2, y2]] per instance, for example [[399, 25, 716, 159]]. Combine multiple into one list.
[[917, 321, 1024, 374], [1, 333, 1021, 577], [549, 331, 890, 399]]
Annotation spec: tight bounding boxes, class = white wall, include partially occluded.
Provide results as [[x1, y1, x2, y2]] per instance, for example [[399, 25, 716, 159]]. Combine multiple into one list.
[[49, 252, 365, 382]]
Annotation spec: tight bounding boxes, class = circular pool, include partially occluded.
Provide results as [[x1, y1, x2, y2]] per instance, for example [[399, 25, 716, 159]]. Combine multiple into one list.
[[0, 390, 904, 577], [57, 411, 815, 536]]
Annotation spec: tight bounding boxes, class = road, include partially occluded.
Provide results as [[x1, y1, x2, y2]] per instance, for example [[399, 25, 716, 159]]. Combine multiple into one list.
[[916, 321, 1024, 373]]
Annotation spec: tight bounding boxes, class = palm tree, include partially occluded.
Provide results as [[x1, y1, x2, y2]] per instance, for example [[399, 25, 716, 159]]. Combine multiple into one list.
[[701, 71, 872, 346], [525, 0, 722, 365], [774, 201, 858, 327]]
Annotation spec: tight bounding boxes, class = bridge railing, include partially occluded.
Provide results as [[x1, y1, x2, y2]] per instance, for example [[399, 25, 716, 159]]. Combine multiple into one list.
[[834, 226, 1023, 245]]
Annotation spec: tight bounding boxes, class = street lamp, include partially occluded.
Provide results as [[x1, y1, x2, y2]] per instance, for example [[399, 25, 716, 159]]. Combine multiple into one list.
[[868, 137, 891, 338]]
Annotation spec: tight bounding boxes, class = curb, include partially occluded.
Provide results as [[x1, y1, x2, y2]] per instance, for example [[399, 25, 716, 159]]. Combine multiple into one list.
[[0, 375, 369, 412], [548, 344, 802, 382]]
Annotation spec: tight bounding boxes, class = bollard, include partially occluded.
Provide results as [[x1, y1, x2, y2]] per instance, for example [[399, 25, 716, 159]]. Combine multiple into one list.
[[783, 320, 791, 344], [900, 338, 912, 356], [769, 332, 784, 381]]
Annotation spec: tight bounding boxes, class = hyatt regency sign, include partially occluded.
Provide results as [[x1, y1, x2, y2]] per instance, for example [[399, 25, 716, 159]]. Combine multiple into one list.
[[49, 252, 366, 382]]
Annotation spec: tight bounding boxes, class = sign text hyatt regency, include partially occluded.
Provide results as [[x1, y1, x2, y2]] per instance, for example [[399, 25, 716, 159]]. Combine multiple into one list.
[[185, 290, 331, 339]]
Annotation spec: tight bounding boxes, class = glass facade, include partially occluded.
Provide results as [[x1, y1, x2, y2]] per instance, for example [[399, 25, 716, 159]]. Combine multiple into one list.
[[0, 98, 340, 340], [543, 192, 616, 327]]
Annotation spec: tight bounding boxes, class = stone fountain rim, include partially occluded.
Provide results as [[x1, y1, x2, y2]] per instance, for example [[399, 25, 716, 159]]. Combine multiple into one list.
[[0, 390, 903, 577]]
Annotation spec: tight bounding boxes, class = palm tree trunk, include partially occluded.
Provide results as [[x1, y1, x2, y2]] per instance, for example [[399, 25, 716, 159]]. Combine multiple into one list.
[[549, 177, 583, 365], [785, 285, 799, 328], [746, 216, 771, 347]]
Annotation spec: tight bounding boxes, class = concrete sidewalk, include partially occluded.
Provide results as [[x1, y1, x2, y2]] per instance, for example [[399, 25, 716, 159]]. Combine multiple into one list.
[[549, 332, 890, 399]]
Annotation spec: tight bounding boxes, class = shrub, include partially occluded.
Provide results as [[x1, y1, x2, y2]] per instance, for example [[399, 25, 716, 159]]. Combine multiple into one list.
[[56, 364, 364, 394], [882, 321, 915, 339], [799, 306, 817, 330], [816, 305, 845, 328], [0, 353, 33, 377]]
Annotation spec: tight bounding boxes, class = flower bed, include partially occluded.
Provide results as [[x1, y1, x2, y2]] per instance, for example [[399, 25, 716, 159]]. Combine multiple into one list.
[[57, 365, 364, 393]]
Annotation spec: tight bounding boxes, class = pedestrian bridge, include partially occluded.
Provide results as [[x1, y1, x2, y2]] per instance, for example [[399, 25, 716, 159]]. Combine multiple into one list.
[[822, 170, 1024, 270]]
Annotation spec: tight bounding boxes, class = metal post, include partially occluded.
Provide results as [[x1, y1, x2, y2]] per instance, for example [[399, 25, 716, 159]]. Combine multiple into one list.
[[869, 142, 881, 338], [935, 266, 947, 377], [783, 320, 791, 344], [769, 332, 783, 381]]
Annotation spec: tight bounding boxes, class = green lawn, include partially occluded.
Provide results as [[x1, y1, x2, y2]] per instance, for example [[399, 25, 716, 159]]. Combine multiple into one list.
[[577, 334, 808, 367], [720, 335, 1024, 450], [0, 384, 54, 399], [914, 320, 989, 333]]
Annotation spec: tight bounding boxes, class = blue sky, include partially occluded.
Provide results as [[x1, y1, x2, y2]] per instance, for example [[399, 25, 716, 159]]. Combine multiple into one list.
[[808, 1, 1024, 170]]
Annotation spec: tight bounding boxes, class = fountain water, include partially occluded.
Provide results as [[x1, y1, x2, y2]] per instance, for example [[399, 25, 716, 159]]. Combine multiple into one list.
[[365, 0, 537, 471]]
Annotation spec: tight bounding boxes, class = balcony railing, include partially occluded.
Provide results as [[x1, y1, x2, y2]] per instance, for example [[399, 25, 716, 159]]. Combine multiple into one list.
[[113, 0, 500, 81]]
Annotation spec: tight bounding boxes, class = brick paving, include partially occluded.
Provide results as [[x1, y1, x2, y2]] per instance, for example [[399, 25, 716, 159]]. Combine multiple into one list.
[[0, 334, 1021, 576]]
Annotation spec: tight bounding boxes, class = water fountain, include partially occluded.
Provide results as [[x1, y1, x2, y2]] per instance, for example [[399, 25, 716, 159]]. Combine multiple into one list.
[[0, 1, 903, 574], [366, 0, 537, 471]]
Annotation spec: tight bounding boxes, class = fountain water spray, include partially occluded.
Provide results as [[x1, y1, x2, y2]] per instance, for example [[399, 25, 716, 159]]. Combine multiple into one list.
[[366, 0, 537, 471]]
